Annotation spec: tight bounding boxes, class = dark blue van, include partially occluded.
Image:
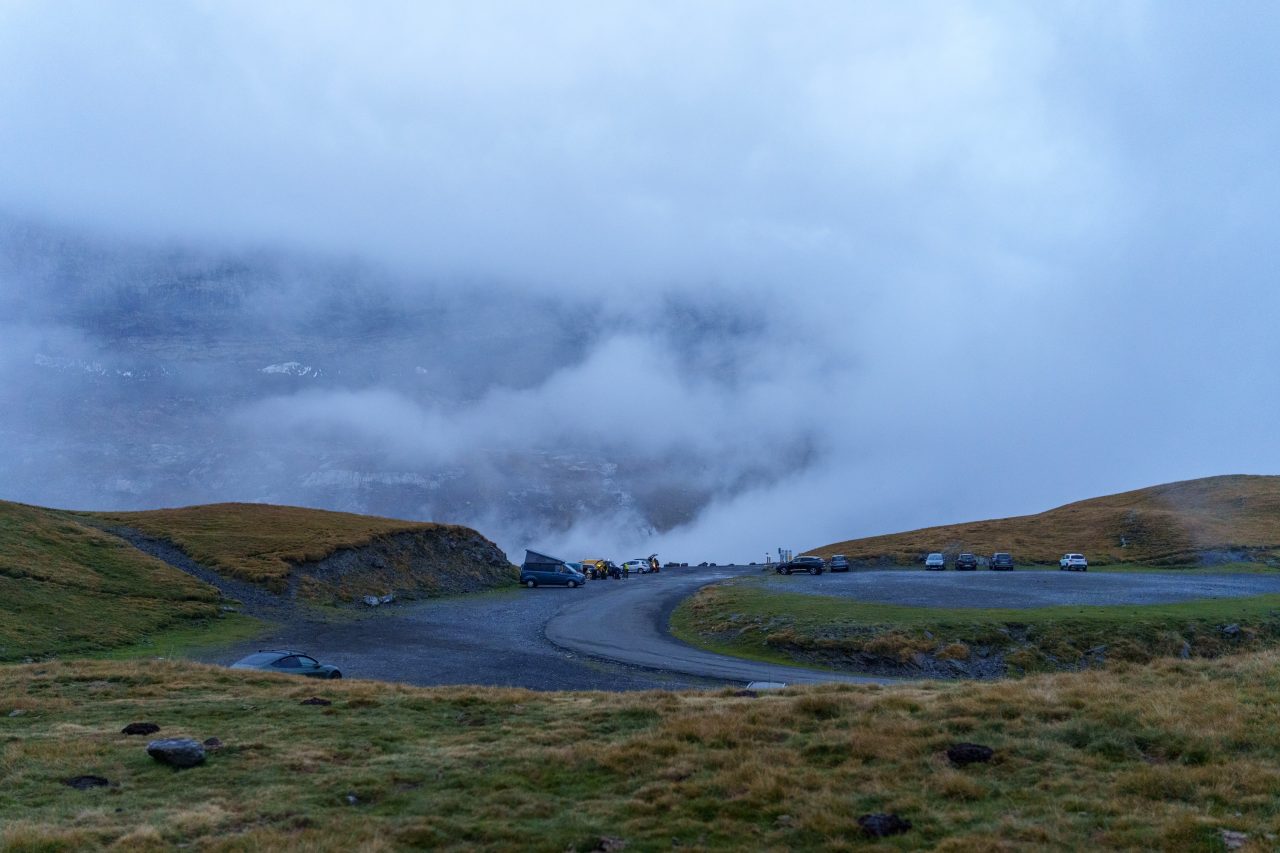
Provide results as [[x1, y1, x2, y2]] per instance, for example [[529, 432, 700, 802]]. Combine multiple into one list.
[[520, 550, 586, 588]]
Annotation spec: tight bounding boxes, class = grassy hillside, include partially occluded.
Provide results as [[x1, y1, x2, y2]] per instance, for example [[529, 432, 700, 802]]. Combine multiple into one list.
[[4, 656, 1280, 850], [0, 501, 236, 660], [89, 503, 446, 587], [813, 475, 1280, 566]]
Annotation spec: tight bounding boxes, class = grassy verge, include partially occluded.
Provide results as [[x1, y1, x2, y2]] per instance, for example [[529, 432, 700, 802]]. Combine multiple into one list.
[[4, 657, 1280, 850], [93, 613, 269, 662], [672, 578, 1280, 677]]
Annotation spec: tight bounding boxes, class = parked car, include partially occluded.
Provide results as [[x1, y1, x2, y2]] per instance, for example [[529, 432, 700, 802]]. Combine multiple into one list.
[[925, 552, 946, 570], [1059, 553, 1088, 572], [829, 555, 850, 572], [520, 550, 586, 587], [776, 555, 825, 575], [990, 552, 1014, 571], [231, 650, 342, 679], [622, 559, 651, 574], [955, 553, 978, 571]]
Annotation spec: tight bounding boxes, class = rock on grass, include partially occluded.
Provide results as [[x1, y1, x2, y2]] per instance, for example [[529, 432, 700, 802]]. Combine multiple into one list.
[[146, 738, 206, 768]]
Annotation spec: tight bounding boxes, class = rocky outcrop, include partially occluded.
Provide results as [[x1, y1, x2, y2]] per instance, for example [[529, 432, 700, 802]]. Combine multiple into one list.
[[289, 527, 516, 604]]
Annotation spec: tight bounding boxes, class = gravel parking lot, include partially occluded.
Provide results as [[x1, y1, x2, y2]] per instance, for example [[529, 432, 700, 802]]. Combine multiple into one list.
[[200, 576, 736, 692], [761, 569, 1280, 609]]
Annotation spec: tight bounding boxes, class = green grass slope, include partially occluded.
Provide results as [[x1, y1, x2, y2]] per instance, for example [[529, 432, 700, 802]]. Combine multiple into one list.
[[4, 656, 1280, 850], [0, 501, 230, 661], [813, 474, 1280, 566]]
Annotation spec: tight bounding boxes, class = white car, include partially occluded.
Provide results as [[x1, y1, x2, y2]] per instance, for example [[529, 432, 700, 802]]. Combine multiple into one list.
[[621, 559, 651, 574], [925, 552, 945, 570], [1059, 553, 1088, 572]]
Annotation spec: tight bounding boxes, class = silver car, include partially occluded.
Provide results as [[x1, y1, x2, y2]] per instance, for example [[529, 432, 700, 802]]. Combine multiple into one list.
[[925, 552, 945, 570]]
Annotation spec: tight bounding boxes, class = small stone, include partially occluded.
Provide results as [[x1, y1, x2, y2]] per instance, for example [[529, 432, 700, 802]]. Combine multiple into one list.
[[63, 775, 110, 790], [146, 738, 206, 768], [593, 837, 627, 852], [202, 737, 223, 750], [8, 709, 24, 717], [1222, 624, 1241, 638], [1220, 829, 1248, 850], [344, 793, 359, 805], [946, 743, 995, 767], [858, 813, 912, 838], [363, 595, 381, 607], [219, 605, 238, 613], [774, 815, 793, 827], [300, 697, 332, 706], [122, 722, 160, 736], [378, 593, 395, 605], [1179, 641, 1191, 659]]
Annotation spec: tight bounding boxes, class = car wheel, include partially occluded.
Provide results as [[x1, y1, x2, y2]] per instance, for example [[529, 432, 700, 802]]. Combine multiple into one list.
[[568, 580, 578, 588], [808, 566, 817, 574], [526, 579, 537, 588], [329, 670, 342, 679]]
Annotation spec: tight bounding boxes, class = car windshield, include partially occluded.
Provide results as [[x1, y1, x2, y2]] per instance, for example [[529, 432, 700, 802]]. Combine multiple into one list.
[[235, 652, 284, 666], [928, 553, 942, 559]]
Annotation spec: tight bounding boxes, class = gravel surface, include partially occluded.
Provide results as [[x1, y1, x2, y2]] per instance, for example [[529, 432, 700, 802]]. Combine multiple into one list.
[[761, 569, 1280, 608], [196, 580, 733, 692]]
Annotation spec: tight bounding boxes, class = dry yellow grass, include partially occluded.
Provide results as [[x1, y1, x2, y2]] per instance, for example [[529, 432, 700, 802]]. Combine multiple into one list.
[[4, 654, 1280, 850], [813, 474, 1280, 565], [88, 503, 470, 587]]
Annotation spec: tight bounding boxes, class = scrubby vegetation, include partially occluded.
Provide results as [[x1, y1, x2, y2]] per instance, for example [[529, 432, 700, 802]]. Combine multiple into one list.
[[0, 501, 237, 661], [4, 655, 1280, 850], [672, 579, 1280, 677], [813, 474, 1280, 566]]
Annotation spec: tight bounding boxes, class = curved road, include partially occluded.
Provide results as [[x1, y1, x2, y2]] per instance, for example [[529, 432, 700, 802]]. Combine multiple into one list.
[[546, 566, 894, 685], [195, 562, 1280, 691]]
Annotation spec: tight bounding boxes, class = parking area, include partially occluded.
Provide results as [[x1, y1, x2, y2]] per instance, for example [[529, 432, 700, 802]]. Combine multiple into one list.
[[761, 569, 1280, 609]]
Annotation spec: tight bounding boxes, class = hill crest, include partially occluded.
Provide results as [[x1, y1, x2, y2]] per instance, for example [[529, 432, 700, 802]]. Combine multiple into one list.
[[812, 475, 1280, 566]]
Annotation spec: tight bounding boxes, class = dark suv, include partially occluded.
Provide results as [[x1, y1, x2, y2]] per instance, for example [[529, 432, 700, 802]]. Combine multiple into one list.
[[990, 552, 1014, 571], [955, 553, 978, 571], [776, 556, 825, 575]]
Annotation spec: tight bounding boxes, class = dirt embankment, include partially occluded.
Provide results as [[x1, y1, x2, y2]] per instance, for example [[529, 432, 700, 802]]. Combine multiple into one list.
[[289, 527, 517, 603]]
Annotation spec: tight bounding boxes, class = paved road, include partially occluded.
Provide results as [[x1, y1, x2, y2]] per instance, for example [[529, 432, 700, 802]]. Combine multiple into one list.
[[545, 566, 895, 685], [760, 569, 1280, 608]]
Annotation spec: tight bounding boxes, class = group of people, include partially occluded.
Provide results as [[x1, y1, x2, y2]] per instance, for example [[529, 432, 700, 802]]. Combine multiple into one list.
[[583, 560, 623, 580]]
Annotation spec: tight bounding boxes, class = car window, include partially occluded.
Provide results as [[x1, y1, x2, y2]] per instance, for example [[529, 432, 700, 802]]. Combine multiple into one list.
[[274, 655, 302, 668], [298, 656, 319, 667]]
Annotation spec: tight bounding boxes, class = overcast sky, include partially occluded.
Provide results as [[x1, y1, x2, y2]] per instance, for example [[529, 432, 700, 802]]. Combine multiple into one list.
[[2, 2, 1279, 559]]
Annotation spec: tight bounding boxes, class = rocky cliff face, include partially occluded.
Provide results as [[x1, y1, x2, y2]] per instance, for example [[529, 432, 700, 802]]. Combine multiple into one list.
[[289, 526, 516, 604]]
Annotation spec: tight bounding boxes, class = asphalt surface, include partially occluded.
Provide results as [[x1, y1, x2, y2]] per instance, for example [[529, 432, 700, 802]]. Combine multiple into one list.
[[545, 567, 893, 685], [760, 568, 1280, 608]]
